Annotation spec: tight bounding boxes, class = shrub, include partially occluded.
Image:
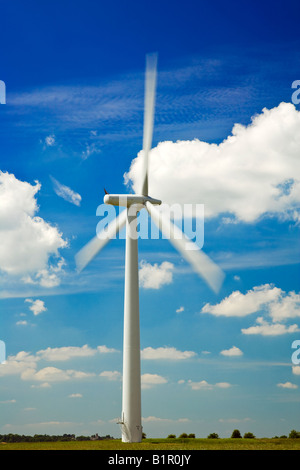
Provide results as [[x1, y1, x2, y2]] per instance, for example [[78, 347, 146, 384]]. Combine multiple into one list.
[[231, 429, 242, 438], [188, 433, 195, 438], [289, 430, 300, 438], [179, 433, 188, 439], [243, 432, 255, 439], [207, 433, 219, 439], [167, 434, 176, 439]]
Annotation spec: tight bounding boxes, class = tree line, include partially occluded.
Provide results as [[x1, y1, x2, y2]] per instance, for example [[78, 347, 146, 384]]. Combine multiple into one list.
[[0, 433, 114, 443], [168, 429, 300, 439], [0, 429, 299, 442]]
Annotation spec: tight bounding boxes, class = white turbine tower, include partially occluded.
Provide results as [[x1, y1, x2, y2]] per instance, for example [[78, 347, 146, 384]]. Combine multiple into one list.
[[75, 53, 225, 443]]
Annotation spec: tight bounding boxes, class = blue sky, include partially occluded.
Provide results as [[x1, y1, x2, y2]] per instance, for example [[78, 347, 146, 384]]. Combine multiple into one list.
[[0, 0, 300, 439]]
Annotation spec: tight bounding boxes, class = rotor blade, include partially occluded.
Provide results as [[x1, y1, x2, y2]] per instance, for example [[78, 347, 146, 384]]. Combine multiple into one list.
[[145, 202, 225, 293], [75, 209, 127, 272], [141, 52, 158, 196]]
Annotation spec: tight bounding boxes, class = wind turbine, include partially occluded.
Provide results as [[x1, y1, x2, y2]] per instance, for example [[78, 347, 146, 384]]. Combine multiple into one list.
[[75, 53, 225, 443]]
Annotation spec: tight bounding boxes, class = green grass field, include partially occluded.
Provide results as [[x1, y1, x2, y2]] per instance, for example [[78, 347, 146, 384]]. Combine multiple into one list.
[[1, 438, 300, 450]]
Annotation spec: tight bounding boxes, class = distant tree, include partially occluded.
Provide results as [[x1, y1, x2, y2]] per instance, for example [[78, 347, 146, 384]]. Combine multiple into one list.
[[142, 432, 147, 439], [289, 430, 300, 438], [243, 432, 255, 439], [188, 433, 195, 438], [167, 434, 176, 439], [231, 429, 242, 438], [279, 435, 287, 438], [207, 433, 219, 439], [179, 433, 188, 438]]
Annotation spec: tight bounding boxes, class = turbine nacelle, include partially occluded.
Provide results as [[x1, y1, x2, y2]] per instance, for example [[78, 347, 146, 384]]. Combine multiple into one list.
[[104, 193, 161, 208]]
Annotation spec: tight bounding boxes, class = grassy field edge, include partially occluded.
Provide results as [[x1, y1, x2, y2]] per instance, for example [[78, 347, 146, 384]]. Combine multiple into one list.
[[1, 438, 300, 450]]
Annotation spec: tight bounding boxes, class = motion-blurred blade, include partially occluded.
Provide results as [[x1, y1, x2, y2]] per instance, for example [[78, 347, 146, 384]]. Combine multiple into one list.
[[145, 202, 225, 293], [75, 209, 127, 272], [141, 52, 158, 196]]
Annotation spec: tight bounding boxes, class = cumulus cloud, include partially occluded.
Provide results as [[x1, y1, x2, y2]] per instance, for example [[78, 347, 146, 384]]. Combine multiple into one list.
[[241, 317, 299, 336], [1, 359, 95, 384], [99, 371, 121, 381], [37, 344, 97, 361], [97, 345, 119, 354], [141, 373, 167, 389], [0, 345, 118, 386], [187, 380, 232, 390], [21, 366, 95, 383], [139, 260, 174, 289], [202, 284, 300, 321], [0, 353, 37, 377], [50, 175, 82, 206], [202, 284, 300, 336], [202, 284, 282, 317], [268, 291, 300, 321], [220, 346, 243, 357], [125, 102, 300, 223], [25, 298, 47, 316], [277, 382, 298, 389], [0, 171, 67, 285], [141, 346, 196, 360], [36, 344, 118, 361]]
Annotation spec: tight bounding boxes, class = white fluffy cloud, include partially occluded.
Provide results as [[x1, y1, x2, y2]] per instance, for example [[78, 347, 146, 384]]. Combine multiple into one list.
[[97, 345, 119, 354], [21, 366, 95, 383], [277, 382, 298, 389], [241, 317, 299, 336], [220, 346, 243, 357], [0, 345, 118, 384], [37, 344, 97, 361], [0, 352, 37, 377], [268, 291, 300, 321], [125, 102, 300, 223], [202, 284, 282, 317], [25, 298, 47, 316], [187, 380, 232, 391], [141, 346, 196, 360], [0, 171, 67, 285], [139, 260, 174, 289], [36, 344, 118, 361], [202, 284, 300, 336], [141, 373, 167, 389], [202, 284, 300, 321], [99, 370, 121, 381]]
